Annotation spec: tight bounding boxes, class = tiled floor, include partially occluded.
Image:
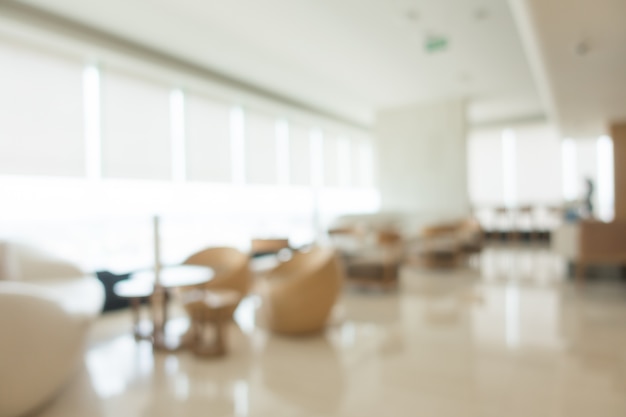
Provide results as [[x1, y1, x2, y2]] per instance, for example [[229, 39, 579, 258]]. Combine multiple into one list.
[[36, 246, 626, 417]]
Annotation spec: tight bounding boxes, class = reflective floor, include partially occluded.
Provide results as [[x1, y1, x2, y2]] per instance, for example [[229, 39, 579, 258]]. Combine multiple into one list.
[[37, 246, 626, 417]]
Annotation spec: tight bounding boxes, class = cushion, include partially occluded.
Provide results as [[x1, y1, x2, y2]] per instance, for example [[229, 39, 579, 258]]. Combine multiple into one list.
[[12, 244, 82, 280]]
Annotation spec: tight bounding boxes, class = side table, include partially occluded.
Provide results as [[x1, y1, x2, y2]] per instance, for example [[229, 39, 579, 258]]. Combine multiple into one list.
[[182, 289, 241, 357], [113, 265, 213, 350]]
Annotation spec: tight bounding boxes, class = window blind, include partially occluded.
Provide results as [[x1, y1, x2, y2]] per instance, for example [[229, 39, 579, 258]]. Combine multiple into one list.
[[358, 140, 375, 188], [186, 94, 232, 183], [289, 124, 312, 186], [468, 129, 504, 205], [576, 139, 598, 192], [323, 133, 340, 187], [0, 39, 84, 176], [245, 112, 277, 185], [515, 125, 562, 204], [101, 69, 171, 180]]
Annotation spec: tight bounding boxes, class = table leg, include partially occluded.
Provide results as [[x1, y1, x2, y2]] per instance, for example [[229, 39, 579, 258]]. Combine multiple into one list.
[[151, 287, 166, 349], [162, 289, 169, 332], [214, 310, 226, 356], [130, 297, 141, 340]]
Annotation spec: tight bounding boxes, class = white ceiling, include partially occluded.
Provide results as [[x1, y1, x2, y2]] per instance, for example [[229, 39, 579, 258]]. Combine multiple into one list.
[[13, 0, 543, 127], [512, 0, 626, 138]]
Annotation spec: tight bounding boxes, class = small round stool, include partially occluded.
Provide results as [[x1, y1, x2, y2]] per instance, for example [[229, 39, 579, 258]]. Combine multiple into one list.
[[182, 289, 241, 357]]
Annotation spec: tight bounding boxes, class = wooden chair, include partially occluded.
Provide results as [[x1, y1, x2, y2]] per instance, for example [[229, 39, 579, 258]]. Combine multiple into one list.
[[458, 217, 484, 254], [182, 247, 251, 318], [250, 238, 290, 257], [413, 222, 464, 268], [516, 205, 536, 242], [494, 206, 511, 241], [329, 226, 404, 289], [260, 248, 343, 335]]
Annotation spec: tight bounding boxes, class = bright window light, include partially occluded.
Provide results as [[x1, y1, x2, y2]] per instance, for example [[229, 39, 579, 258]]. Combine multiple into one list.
[[561, 138, 577, 201], [359, 141, 374, 188], [310, 129, 324, 188], [501, 129, 517, 208], [230, 107, 246, 185], [170, 89, 186, 182], [337, 138, 351, 187], [83, 65, 101, 179], [596, 135, 614, 222], [276, 119, 290, 185]]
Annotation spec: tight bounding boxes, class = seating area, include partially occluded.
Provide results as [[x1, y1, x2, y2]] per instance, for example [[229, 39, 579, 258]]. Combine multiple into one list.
[[6, 211, 626, 416], [0, 237, 346, 415], [6, 241, 625, 417], [474, 205, 563, 243], [6, 191, 626, 416], [2, 1, 626, 416], [0, 210, 591, 417]]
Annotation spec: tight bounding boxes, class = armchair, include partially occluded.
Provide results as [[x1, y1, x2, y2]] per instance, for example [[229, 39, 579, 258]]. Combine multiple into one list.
[[260, 248, 342, 335], [0, 241, 104, 417]]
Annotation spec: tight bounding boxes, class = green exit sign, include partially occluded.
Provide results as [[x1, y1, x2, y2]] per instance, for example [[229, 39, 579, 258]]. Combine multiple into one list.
[[425, 36, 448, 53]]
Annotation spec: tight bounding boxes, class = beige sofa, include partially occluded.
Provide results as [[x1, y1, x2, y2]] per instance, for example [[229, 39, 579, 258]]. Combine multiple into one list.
[[0, 242, 104, 417]]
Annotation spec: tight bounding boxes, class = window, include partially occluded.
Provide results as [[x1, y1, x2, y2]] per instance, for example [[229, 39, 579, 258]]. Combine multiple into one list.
[[186, 94, 232, 183], [310, 129, 324, 188], [0, 34, 381, 272], [561, 139, 577, 201], [170, 89, 186, 182], [596, 136, 614, 222], [469, 124, 563, 207], [101, 69, 171, 180], [83, 65, 102, 179], [323, 133, 340, 187], [276, 120, 290, 185], [338, 138, 351, 187], [515, 125, 561, 204], [245, 112, 278, 185], [468, 129, 504, 205], [501, 129, 517, 208], [0, 39, 85, 176], [289, 124, 312, 186], [358, 140, 375, 188], [230, 107, 246, 185], [576, 139, 597, 200]]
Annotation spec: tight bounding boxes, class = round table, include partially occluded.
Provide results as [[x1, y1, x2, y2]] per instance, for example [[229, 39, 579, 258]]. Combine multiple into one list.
[[114, 265, 214, 350]]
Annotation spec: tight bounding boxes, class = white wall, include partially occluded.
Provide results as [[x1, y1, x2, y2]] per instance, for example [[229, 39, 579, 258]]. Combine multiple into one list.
[[375, 99, 469, 218]]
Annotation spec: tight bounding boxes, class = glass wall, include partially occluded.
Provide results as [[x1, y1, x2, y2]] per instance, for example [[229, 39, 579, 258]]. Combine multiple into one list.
[[468, 123, 614, 228], [0, 33, 378, 271]]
